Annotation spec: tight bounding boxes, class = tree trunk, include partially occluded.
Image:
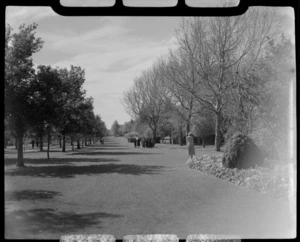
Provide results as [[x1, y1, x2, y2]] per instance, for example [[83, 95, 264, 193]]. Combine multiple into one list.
[[47, 127, 51, 159], [15, 137, 18, 150], [215, 112, 221, 151], [202, 134, 206, 148], [23, 137, 25, 152], [59, 135, 62, 148], [77, 139, 81, 149], [152, 127, 157, 147], [39, 135, 43, 151], [15, 117, 25, 167], [186, 115, 191, 135], [62, 135, 66, 152], [16, 131, 25, 167], [179, 125, 183, 146]]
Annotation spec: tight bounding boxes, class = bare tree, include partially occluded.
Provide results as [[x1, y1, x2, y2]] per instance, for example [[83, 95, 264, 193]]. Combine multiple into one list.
[[122, 61, 170, 146], [174, 8, 280, 151], [161, 49, 200, 137]]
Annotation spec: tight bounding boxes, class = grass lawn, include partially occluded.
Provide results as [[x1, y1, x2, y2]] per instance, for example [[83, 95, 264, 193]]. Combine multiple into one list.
[[4, 141, 296, 239]]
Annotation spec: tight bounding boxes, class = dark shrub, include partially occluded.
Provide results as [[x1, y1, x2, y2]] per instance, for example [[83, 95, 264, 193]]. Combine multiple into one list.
[[222, 132, 264, 169]]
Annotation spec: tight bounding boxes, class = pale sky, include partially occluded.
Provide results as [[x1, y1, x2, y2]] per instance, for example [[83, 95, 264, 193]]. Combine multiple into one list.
[[5, 2, 294, 128]]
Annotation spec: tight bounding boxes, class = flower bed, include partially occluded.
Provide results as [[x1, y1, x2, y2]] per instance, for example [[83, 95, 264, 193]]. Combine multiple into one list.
[[187, 154, 291, 200]]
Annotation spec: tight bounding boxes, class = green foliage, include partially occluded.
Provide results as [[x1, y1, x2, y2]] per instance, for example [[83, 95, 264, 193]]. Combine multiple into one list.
[[56, 66, 87, 135], [124, 131, 139, 139], [5, 23, 44, 125], [94, 115, 107, 138], [222, 132, 264, 169], [119, 119, 135, 135], [191, 109, 215, 137], [5, 23, 108, 161], [5, 23, 44, 165], [122, 60, 171, 143], [30, 65, 63, 125], [219, 34, 295, 161], [250, 36, 295, 160], [111, 120, 121, 136]]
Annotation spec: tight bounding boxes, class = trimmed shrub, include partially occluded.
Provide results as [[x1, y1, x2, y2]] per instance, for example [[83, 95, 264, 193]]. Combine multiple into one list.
[[222, 132, 264, 169]]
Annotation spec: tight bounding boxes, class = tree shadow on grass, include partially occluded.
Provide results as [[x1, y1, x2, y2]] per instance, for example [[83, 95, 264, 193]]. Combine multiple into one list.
[[5, 163, 168, 178], [5, 190, 61, 202], [5, 208, 122, 238], [84, 147, 132, 150], [69, 151, 161, 156], [4, 158, 120, 166], [92, 144, 130, 148]]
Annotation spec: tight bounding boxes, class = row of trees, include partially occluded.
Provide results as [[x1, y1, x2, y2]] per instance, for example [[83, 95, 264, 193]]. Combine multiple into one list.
[[5, 23, 107, 167], [122, 7, 295, 159], [111, 120, 121, 136]]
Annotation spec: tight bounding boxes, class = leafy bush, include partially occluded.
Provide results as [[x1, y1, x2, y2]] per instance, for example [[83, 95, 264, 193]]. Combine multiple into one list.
[[222, 132, 264, 169]]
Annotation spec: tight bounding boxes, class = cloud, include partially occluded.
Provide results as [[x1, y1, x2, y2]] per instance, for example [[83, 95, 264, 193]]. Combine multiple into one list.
[[35, 18, 132, 57], [5, 8, 179, 127], [48, 26, 178, 76], [47, 34, 178, 127], [5, 6, 56, 28]]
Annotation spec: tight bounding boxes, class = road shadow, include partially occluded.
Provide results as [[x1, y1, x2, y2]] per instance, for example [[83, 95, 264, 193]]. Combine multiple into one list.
[[94, 144, 129, 148], [69, 151, 160, 156], [5, 190, 61, 202], [5, 208, 122, 237], [5, 163, 168, 178], [4, 158, 120, 166], [84, 147, 132, 150], [6, 149, 75, 154]]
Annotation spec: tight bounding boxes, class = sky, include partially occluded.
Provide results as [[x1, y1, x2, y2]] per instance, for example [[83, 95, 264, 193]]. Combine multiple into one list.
[[5, 1, 294, 128]]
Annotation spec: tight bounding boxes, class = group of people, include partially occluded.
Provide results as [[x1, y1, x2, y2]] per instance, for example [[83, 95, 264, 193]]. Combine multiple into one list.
[[131, 132, 195, 158], [133, 137, 154, 148], [31, 140, 39, 149], [100, 137, 105, 145]]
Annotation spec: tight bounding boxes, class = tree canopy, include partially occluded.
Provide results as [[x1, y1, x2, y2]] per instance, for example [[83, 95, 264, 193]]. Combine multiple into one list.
[[5, 23, 108, 166]]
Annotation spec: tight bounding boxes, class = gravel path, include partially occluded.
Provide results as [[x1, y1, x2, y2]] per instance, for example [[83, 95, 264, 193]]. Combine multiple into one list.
[[5, 136, 295, 239]]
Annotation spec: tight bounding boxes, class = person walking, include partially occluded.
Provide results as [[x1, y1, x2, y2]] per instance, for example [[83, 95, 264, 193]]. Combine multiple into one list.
[[146, 138, 150, 148], [137, 137, 141, 148], [149, 139, 153, 148], [133, 137, 137, 148], [31, 140, 35, 149], [186, 132, 195, 159]]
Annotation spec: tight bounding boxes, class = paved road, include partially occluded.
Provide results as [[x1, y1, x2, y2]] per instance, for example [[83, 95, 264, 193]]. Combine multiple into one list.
[[5, 136, 295, 239]]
